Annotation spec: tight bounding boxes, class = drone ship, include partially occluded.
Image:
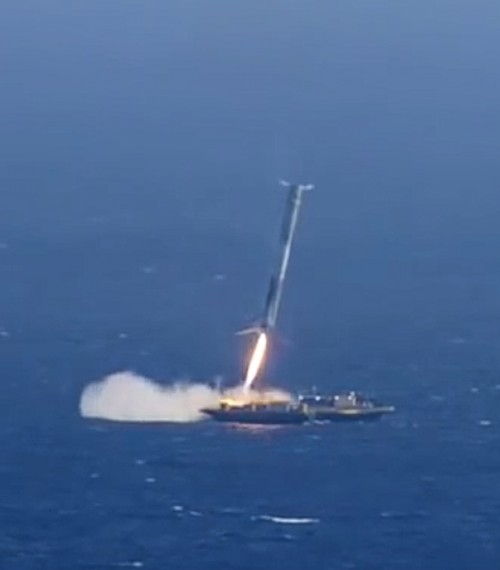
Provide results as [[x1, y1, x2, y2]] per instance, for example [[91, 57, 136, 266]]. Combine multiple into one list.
[[202, 391, 395, 425], [202, 181, 394, 426]]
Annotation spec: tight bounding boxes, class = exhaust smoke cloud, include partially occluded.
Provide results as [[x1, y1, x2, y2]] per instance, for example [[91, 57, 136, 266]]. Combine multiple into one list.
[[79, 371, 220, 423], [79, 371, 292, 423]]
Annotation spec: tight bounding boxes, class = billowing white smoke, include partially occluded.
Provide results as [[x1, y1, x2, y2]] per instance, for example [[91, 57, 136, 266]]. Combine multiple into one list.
[[79, 371, 221, 423], [79, 371, 294, 423]]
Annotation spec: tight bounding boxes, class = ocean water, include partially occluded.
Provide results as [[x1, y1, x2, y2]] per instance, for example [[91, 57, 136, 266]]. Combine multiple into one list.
[[2, 234, 500, 570], [3, 1, 500, 567]]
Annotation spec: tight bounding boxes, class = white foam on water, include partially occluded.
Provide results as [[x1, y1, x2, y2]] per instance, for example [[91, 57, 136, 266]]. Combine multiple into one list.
[[257, 515, 319, 525]]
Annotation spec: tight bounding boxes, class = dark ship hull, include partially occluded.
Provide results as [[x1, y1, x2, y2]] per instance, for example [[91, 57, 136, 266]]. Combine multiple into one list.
[[202, 407, 306, 425], [308, 407, 395, 422], [300, 393, 395, 423], [202, 393, 394, 426]]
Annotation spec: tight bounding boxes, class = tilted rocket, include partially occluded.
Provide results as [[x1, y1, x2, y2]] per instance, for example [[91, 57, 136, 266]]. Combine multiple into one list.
[[261, 181, 312, 330], [240, 181, 312, 335], [239, 181, 312, 392]]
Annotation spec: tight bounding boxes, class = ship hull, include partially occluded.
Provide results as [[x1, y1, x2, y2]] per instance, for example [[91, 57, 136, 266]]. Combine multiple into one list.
[[202, 406, 394, 425], [201, 408, 306, 425], [309, 407, 394, 422]]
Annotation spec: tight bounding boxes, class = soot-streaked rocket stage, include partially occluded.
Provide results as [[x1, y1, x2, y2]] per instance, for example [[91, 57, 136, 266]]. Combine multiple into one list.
[[202, 181, 396, 423], [239, 181, 312, 393]]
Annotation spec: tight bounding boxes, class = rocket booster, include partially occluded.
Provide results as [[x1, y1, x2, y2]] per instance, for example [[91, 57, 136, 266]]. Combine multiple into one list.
[[239, 181, 312, 392], [260, 181, 312, 331]]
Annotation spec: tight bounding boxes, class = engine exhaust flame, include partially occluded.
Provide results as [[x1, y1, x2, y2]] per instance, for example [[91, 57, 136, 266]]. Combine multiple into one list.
[[243, 332, 268, 392]]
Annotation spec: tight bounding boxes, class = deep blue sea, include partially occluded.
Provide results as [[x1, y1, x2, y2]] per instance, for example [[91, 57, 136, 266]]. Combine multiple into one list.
[[3, 2, 500, 567], [2, 232, 500, 570]]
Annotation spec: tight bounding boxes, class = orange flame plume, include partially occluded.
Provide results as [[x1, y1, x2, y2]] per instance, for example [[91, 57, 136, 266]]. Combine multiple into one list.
[[243, 332, 268, 392]]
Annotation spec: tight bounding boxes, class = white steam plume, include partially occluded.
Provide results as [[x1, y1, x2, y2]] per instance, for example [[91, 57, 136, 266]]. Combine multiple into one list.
[[79, 371, 220, 423], [79, 371, 294, 423], [223, 385, 292, 405]]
